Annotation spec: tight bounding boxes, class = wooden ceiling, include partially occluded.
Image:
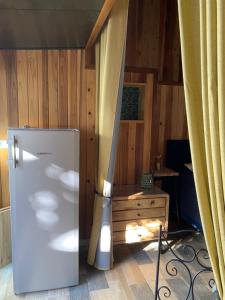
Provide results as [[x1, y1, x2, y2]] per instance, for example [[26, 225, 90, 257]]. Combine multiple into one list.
[[0, 0, 104, 49]]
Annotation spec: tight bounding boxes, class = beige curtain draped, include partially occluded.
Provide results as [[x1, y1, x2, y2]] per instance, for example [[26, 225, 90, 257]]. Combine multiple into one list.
[[87, 0, 129, 270], [178, 0, 225, 298]]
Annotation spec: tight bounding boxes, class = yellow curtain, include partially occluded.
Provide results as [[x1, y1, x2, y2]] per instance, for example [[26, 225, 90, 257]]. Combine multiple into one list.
[[178, 0, 225, 298], [87, 0, 129, 270]]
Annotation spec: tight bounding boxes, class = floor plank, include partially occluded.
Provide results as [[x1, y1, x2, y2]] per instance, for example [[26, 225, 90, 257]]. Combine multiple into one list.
[[0, 233, 218, 300], [85, 265, 109, 292], [69, 275, 90, 300], [130, 282, 154, 300], [128, 243, 153, 265]]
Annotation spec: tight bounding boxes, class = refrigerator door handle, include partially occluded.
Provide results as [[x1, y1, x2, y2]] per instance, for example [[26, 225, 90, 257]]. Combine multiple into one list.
[[13, 136, 18, 168]]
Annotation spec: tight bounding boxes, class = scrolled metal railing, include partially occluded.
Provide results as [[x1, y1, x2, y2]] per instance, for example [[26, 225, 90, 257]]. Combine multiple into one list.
[[154, 225, 216, 300]]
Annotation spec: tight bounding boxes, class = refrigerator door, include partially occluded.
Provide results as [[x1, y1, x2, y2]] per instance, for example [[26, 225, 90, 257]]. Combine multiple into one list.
[[8, 129, 79, 294]]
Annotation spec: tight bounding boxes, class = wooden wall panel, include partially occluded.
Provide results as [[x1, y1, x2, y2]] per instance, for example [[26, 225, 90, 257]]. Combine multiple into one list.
[[68, 51, 80, 129], [114, 122, 129, 185], [115, 77, 187, 185], [151, 84, 188, 167], [114, 122, 138, 185], [126, 0, 182, 83], [48, 50, 59, 128], [85, 69, 96, 236], [28, 51, 39, 127], [143, 74, 154, 172], [159, 0, 182, 82], [39, 52, 49, 128], [0, 50, 95, 239], [114, 71, 154, 185], [0, 52, 9, 209], [0, 207, 11, 268], [126, 0, 162, 69], [17, 51, 29, 127], [5, 52, 19, 128], [58, 51, 68, 128]]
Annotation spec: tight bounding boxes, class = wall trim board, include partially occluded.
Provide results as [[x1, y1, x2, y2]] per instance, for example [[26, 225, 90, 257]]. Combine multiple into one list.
[[86, 0, 116, 49], [125, 66, 157, 75], [158, 81, 183, 86]]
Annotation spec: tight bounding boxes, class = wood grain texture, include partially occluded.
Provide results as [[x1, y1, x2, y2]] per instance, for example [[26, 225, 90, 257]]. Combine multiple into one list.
[[86, 0, 116, 49], [142, 74, 153, 172], [114, 71, 188, 185], [48, 50, 59, 128], [127, 122, 136, 184], [112, 198, 166, 211], [58, 50, 68, 128], [126, 0, 182, 83], [27, 51, 39, 127], [112, 185, 169, 246], [152, 84, 188, 167], [0, 208, 11, 268], [113, 184, 169, 200], [114, 71, 153, 185], [0, 50, 95, 239], [17, 51, 29, 127], [126, 0, 162, 70], [0, 52, 10, 209], [85, 68, 96, 237], [112, 218, 165, 232], [112, 208, 166, 222], [159, 0, 182, 82]]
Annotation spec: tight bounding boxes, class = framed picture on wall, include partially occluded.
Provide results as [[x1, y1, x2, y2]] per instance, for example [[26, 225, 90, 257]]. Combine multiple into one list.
[[121, 84, 145, 121]]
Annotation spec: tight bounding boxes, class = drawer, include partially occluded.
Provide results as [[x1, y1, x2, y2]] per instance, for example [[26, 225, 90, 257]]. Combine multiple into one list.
[[112, 217, 166, 232], [113, 226, 161, 244], [112, 208, 165, 221], [112, 197, 166, 211]]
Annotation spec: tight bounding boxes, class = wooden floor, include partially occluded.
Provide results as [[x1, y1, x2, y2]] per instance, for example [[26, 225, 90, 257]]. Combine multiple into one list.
[[0, 233, 219, 300]]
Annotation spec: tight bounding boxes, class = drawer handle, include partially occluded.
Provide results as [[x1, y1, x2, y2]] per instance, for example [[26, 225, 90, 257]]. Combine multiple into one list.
[[137, 213, 141, 217], [137, 203, 141, 207], [138, 234, 142, 237], [151, 200, 155, 205]]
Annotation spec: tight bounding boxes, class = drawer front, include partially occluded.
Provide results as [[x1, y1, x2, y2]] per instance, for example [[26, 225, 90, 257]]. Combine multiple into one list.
[[112, 217, 166, 232], [113, 226, 160, 244], [112, 197, 166, 211], [112, 208, 165, 222]]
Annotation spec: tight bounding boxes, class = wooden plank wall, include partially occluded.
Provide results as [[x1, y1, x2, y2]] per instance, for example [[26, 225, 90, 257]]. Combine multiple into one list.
[[151, 84, 188, 168], [114, 76, 187, 185], [0, 50, 96, 238], [126, 0, 182, 83], [114, 72, 154, 185], [0, 207, 11, 268], [114, 0, 186, 184]]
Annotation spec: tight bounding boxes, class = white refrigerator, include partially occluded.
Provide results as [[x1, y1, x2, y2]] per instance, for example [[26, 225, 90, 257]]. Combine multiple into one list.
[[8, 128, 79, 294]]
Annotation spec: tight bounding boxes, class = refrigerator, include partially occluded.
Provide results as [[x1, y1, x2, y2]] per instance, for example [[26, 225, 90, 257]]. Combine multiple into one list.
[[8, 128, 79, 294]]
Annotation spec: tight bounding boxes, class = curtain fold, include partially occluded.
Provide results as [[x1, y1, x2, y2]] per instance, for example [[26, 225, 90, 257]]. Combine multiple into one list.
[[178, 0, 225, 298], [87, 0, 129, 270]]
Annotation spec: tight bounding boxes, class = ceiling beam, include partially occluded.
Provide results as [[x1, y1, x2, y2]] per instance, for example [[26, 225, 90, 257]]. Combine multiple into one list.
[[85, 0, 116, 49]]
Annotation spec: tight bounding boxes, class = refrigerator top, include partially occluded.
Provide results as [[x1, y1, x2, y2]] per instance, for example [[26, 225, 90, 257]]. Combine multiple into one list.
[[8, 128, 79, 133]]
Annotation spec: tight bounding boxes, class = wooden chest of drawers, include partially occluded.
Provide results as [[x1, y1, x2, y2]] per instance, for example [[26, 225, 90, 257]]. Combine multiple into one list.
[[112, 185, 169, 244]]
